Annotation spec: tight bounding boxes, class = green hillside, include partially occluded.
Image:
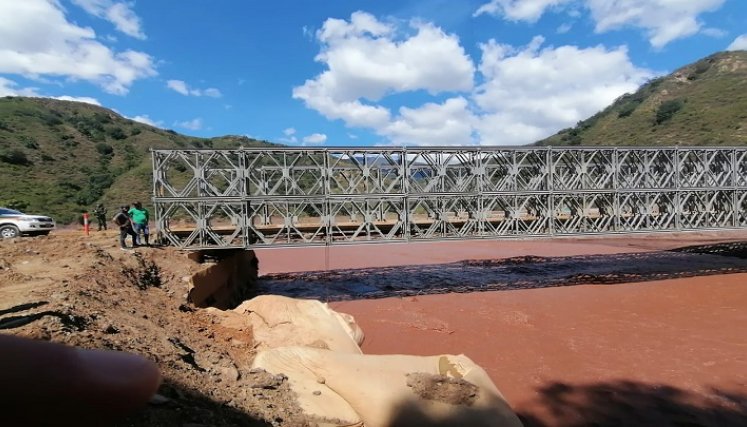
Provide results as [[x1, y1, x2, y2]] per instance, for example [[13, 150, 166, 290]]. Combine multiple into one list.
[[538, 51, 747, 147], [0, 97, 275, 223], [3, 51, 746, 223]]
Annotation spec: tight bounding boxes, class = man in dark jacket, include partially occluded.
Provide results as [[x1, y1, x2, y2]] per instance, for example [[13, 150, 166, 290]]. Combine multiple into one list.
[[112, 205, 138, 249], [93, 203, 107, 231]]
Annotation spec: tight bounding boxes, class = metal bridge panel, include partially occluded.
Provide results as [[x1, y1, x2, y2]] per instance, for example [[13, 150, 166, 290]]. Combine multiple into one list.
[[552, 149, 615, 191], [617, 149, 676, 189], [617, 191, 677, 232], [736, 150, 747, 187], [737, 191, 747, 226], [407, 196, 480, 239], [405, 149, 480, 194], [553, 193, 615, 234], [327, 197, 407, 243], [152, 146, 747, 249], [326, 150, 405, 195], [247, 198, 327, 245], [679, 190, 734, 229]]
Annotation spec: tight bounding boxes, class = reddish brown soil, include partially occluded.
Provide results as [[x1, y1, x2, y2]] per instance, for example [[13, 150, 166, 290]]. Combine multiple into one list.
[[0, 231, 300, 427]]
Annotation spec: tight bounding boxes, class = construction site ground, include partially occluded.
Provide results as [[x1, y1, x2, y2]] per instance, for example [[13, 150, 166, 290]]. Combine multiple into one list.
[[1, 229, 747, 426]]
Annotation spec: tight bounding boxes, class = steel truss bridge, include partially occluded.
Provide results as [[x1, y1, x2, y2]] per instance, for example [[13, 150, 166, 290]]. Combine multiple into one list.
[[152, 147, 747, 249]]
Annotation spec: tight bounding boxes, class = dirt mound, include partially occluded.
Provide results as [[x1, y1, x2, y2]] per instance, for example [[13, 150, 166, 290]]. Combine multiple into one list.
[[405, 373, 479, 406], [0, 231, 300, 426]]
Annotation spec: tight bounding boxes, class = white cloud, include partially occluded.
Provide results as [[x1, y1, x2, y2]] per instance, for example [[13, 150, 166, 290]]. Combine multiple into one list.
[[302, 25, 314, 40], [0, 0, 156, 95], [701, 27, 727, 38], [128, 114, 162, 127], [587, 0, 726, 48], [0, 77, 101, 105], [166, 79, 222, 97], [474, 36, 654, 145], [279, 127, 298, 143], [727, 34, 747, 51], [176, 118, 203, 131], [295, 13, 654, 146], [294, 11, 474, 104], [382, 97, 476, 146], [203, 88, 222, 98], [302, 133, 328, 145], [71, 0, 146, 39], [474, 0, 571, 22], [292, 84, 392, 128], [52, 95, 101, 105], [557, 22, 573, 34], [166, 80, 189, 95], [0, 77, 40, 97], [473, 0, 727, 48], [293, 11, 475, 145]]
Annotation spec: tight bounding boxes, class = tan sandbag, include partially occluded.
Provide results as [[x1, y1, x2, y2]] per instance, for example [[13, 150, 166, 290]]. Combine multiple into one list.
[[252, 348, 364, 427], [252, 346, 523, 427], [234, 295, 364, 353]]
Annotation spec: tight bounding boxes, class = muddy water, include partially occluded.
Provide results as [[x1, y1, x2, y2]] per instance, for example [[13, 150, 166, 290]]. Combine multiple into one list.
[[253, 242, 747, 301]]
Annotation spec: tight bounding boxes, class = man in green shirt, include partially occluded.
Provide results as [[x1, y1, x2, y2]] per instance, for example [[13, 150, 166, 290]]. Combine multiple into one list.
[[128, 202, 150, 246]]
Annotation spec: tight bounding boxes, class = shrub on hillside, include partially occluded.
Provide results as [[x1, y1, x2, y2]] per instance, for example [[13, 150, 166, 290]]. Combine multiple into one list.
[[0, 149, 31, 165], [95, 142, 114, 156], [20, 136, 39, 149], [655, 99, 684, 125], [107, 126, 127, 140], [94, 113, 112, 124], [687, 60, 712, 80], [618, 100, 641, 118], [0, 198, 28, 211], [44, 115, 63, 126]]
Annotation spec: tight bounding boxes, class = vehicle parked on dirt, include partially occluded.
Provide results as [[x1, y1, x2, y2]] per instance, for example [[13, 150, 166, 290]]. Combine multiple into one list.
[[0, 207, 56, 238]]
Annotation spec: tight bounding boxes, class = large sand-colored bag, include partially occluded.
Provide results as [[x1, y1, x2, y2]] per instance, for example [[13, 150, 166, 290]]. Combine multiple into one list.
[[231, 295, 364, 353], [252, 346, 523, 427]]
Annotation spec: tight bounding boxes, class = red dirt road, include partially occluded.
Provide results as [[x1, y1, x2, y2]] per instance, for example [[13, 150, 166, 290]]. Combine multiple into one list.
[[257, 231, 747, 426]]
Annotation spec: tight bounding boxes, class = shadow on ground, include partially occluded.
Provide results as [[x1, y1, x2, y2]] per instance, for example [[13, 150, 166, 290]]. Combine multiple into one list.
[[120, 380, 747, 427], [116, 380, 269, 427], [254, 241, 747, 301], [515, 380, 747, 427]]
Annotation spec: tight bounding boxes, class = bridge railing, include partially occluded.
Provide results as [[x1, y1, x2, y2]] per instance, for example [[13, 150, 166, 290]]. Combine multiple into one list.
[[152, 147, 747, 249]]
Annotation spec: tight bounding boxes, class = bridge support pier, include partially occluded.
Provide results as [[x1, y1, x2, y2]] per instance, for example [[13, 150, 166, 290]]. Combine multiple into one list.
[[187, 249, 258, 309]]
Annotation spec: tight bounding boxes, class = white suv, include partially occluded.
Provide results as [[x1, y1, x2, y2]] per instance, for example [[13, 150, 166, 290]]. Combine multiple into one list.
[[0, 207, 56, 238]]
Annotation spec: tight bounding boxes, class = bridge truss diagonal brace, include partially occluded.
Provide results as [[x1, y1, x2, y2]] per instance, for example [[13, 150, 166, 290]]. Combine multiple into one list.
[[151, 146, 747, 249]]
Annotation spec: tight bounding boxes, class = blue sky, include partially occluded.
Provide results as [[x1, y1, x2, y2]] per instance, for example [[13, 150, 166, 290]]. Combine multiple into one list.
[[0, 0, 745, 146]]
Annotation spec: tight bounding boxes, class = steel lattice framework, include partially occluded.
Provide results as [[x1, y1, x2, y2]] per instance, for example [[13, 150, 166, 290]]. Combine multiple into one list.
[[152, 147, 747, 249]]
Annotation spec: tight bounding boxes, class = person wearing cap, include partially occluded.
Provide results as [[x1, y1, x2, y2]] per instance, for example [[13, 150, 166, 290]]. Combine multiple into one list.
[[112, 205, 138, 249]]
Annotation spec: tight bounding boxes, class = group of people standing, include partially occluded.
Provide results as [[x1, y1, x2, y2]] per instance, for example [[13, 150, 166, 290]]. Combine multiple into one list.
[[104, 202, 151, 249]]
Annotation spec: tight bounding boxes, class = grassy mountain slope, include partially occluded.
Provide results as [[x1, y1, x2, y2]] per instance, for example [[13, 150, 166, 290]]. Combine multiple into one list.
[[0, 97, 275, 223], [538, 51, 747, 147], [3, 51, 746, 222]]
